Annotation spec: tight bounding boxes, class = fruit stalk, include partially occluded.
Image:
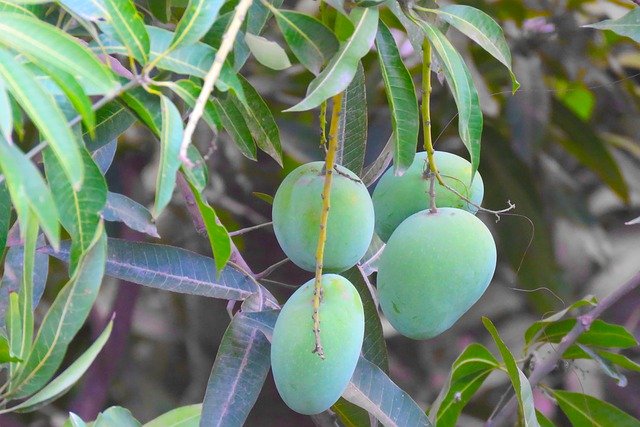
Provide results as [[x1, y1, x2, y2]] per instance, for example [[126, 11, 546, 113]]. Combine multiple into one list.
[[421, 39, 438, 214], [312, 93, 343, 359]]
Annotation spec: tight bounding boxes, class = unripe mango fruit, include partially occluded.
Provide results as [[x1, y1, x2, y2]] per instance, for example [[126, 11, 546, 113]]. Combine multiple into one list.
[[372, 151, 484, 242], [272, 162, 375, 272], [377, 208, 496, 339], [271, 274, 365, 414]]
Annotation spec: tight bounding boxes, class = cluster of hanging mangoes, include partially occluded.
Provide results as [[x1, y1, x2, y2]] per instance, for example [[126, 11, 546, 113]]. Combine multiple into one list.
[[269, 151, 496, 414]]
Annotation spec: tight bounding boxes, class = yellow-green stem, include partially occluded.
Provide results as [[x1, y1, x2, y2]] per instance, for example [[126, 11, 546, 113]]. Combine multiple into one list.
[[312, 93, 343, 359], [422, 39, 440, 213]]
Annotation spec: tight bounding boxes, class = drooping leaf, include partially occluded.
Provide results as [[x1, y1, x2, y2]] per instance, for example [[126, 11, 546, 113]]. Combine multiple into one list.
[[245, 33, 291, 70], [182, 145, 209, 193], [375, 20, 419, 175], [525, 318, 638, 349], [552, 390, 640, 427], [101, 0, 150, 64], [168, 79, 221, 130], [16, 210, 38, 366], [0, 79, 12, 141], [10, 319, 113, 413], [84, 102, 135, 152], [144, 404, 202, 427], [171, 0, 224, 50], [272, 8, 339, 75], [58, 0, 108, 21], [415, 19, 483, 180], [0, 181, 10, 251], [286, 7, 379, 112], [483, 318, 539, 427], [0, 49, 84, 190], [44, 238, 259, 300], [92, 140, 118, 174], [102, 192, 160, 238], [573, 344, 628, 386], [0, 13, 117, 93], [0, 134, 60, 249], [154, 96, 184, 217], [119, 86, 162, 135], [429, 344, 500, 426], [213, 96, 257, 160], [584, 8, 640, 43], [9, 226, 106, 399], [335, 62, 367, 175], [44, 147, 107, 272], [343, 356, 432, 427], [0, 1, 37, 16], [200, 314, 271, 427]]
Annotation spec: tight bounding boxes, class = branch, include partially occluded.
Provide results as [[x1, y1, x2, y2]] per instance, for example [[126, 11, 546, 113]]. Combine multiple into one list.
[[178, 0, 254, 165], [486, 270, 640, 427]]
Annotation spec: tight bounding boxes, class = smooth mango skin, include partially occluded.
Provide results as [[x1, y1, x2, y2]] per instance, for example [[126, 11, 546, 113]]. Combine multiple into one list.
[[271, 274, 365, 414], [272, 162, 375, 272], [377, 208, 496, 339], [372, 151, 484, 242]]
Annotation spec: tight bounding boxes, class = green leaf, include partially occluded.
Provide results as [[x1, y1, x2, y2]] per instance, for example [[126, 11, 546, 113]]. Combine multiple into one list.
[[0, 134, 60, 249], [552, 390, 640, 427], [575, 344, 628, 386], [187, 181, 232, 274], [421, 5, 519, 92], [483, 318, 539, 427], [9, 226, 106, 399], [0, 78, 11, 141], [0, 335, 21, 363], [119, 86, 162, 135], [154, 96, 184, 217], [95, 407, 141, 427], [525, 319, 638, 349], [10, 319, 113, 413], [101, 0, 150, 64], [0, 49, 84, 189], [168, 79, 221, 130], [596, 351, 640, 373], [536, 410, 556, 427], [65, 412, 88, 427], [335, 62, 367, 176], [213, 96, 257, 160], [6, 292, 21, 376], [551, 99, 629, 202], [0, 181, 10, 251], [85, 102, 135, 152], [148, 0, 171, 23], [103, 192, 160, 238], [416, 19, 483, 179], [0, 12, 117, 94], [286, 7, 379, 112], [272, 8, 338, 75], [0, 1, 37, 16], [234, 75, 283, 165], [45, 238, 259, 300], [429, 344, 500, 426], [584, 8, 640, 43], [245, 33, 291, 70], [332, 399, 372, 427], [144, 404, 202, 427], [58, 0, 107, 21], [171, 0, 223, 50], [16, 210, 38, 366], [375, 19, 419, 175], [44, 148, 107, 272], [182, 145, 209, 193]]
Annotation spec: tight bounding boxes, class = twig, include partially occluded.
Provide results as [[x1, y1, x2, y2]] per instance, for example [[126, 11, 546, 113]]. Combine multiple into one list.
[[312, 93, 343, 359], [176, 173, 206, 234], [255, 258, 290, 280], [178, 0, 254, 166], [486, 270, 640, 427], [228, 222, 273, 237]]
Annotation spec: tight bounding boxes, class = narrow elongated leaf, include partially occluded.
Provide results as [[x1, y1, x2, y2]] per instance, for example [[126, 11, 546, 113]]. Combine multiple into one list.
[[0, 1, 36, 16], [85, 102, 135, 151], [144, 404, 201, 427], [272, 9, 338, 75], [362, 135, 393, 187], [44, 148, 107, 272], [213, 97, 257, 160], [416, 20, 483, 179], [0, 79, 11, 141], [169, 80, 221, 130], [0, 134, 60, 248], [182, 146, 209, 193], [16, 210, 38, 365], [536, 411, 555, 427], [375, 20, 419, 176], [103, 192, 159, 238], [525, 319, 637, 349], [9, 226, 106, 399], [101, 0, 150, 63], [45, 238, 259, 300], [584, 8, 640, 43], [6, 292, 21, 377], [552, 390, 640, 426], [422, 5, 519, 92], [0, 49, 84, 189], [154, 96, 184, 217], [119, 86, 162, 135], [343, 356, 432, 427], [286, 7, 379, 112], [92, 140, 118, 174], [0, 181, 10, 250], [59, 0, 107, 21], [201, 314, 271, 427], [10, 320, 113, 413], [574, 344, 628, 386], [172, 0, 223, 49], [148, 0, 171, 23], [0, 13, 117, 93], [335, 62, 367, 175], [483, 318, 539, 427], [245, 33, 291, 70], [429, 344, 500, 426]]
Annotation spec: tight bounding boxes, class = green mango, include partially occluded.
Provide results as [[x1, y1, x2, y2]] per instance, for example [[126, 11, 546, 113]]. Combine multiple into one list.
[[372, 151, 484, 242], [272, 162, 374, 272], [377, 208, 496, 339], [271, 274, 365, 414]]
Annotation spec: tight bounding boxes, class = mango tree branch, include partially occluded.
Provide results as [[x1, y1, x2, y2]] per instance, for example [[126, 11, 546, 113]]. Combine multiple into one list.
[[178, 0, 254, 166], [312, 93, 343, 359], [486, 270, 640, 427]]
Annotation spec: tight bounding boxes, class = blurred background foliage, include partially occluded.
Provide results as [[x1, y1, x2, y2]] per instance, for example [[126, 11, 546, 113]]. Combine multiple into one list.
[[3, 0, 640, 425]]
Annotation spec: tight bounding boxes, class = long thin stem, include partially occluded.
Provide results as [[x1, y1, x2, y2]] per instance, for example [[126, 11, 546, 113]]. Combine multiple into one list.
[[421, 39, 438, 214], [486, 270, 640, 427], [178, 0, 253, 166], [228, 222, 273, 237], [312, 93, 343, 359]]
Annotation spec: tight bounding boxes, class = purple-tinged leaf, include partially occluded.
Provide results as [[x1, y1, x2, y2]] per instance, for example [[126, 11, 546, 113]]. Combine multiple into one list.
[[102, 192, 159, 238]]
